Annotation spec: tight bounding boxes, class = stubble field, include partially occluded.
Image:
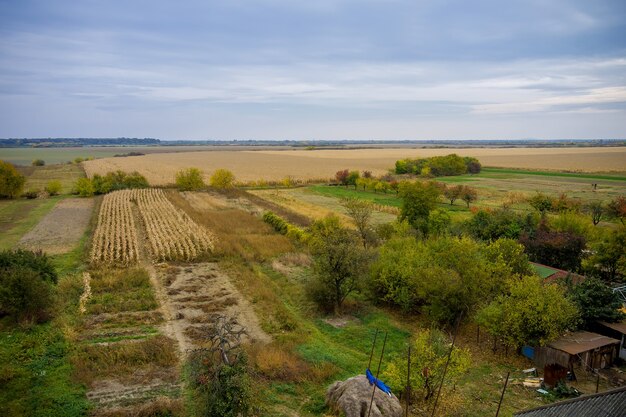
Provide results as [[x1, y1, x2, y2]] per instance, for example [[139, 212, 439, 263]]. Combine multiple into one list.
[[83, 147, 626, 185]]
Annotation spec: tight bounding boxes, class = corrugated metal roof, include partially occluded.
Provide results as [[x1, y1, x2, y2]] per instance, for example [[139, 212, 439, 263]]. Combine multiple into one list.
[[514, 386, 626, 416], [599, 321, 626, 334], [548, 331, 620, 356]]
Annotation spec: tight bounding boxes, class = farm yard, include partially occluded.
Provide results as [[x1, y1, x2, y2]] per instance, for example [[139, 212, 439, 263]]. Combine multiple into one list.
[[1, 148, 626, 417]]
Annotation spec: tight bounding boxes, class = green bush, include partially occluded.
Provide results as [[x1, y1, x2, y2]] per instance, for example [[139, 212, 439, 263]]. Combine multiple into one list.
[[175, 168, 205, 191], [73, 177, 95, 197], [187, 350, 251, 417], [31, 159, 45, 166], [209, 169, 235, 189], [22, 189, 40, 199], [0, 249, 57, 284], [91, 170, 149, 194], [45, 180, 62, 196], [395, 154, 481, 176], [262, 211, 307, 241], [0, 160, 26, 199], [0, 250, 58, 323]]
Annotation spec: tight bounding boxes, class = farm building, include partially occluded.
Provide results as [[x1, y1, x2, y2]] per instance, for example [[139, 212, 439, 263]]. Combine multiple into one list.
[[514, 385, 626, 417], [594, 321, 626, 361], [531, 262, 586, 285], [534, 331, 620, 379]]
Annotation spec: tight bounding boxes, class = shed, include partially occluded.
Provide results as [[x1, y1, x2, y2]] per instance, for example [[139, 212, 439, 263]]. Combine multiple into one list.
[[595, 321, 626, 360], [514, 385, 626, 417], [535, 331, 620, 375]]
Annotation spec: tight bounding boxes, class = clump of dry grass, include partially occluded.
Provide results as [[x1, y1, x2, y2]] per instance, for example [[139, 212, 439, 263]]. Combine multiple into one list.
[[72, 335, 179, 386], [93, 397, 184, 417]]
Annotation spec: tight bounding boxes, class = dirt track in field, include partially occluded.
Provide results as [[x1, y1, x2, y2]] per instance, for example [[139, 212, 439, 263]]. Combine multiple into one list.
[[18, 198, 94, 254]]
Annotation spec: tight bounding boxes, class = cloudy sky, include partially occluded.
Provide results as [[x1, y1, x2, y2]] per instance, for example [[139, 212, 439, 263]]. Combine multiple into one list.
[[1, 0, 625, 140]]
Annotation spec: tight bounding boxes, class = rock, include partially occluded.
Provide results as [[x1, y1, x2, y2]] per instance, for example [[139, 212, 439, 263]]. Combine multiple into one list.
[[326, 375, 402, 417]]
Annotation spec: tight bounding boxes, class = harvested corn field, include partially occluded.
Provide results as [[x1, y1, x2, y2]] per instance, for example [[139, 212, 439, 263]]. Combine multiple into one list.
[[90, 189, 216, 265]]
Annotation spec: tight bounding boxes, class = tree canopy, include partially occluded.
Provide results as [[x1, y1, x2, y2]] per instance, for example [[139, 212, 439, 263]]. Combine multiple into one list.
[[398, 181, 441, 235], [0, 160, 26, 198], [175, 167, 205, 191]]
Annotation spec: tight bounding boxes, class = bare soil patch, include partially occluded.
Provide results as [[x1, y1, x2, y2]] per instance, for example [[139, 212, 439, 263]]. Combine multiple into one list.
[[18, 197, 94, 254], [156, 262, 271, 351]]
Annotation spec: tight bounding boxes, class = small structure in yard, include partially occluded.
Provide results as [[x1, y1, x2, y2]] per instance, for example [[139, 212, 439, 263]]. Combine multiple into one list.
[[531, 262, 586, 285], [514, 385, 626, 417], [594, 320, 626, 360], [534, 331, 620, 384]]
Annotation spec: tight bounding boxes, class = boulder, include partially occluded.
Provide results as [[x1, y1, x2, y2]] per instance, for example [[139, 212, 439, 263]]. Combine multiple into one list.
[[326, 375, 403, 417]]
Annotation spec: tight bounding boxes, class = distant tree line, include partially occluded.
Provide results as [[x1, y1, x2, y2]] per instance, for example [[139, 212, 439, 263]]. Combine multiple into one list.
[[395, 154, 481, 176]]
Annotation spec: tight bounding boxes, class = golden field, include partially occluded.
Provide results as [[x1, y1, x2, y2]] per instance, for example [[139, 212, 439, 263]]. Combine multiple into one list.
[[83, 146, 626, 184]]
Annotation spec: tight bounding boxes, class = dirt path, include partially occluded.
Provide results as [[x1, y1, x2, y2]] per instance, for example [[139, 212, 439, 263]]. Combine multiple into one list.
[[18, 197, 94, 254]]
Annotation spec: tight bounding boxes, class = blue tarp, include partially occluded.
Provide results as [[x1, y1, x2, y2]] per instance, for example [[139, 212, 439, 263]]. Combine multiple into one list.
[[365, 368, 392, 396]]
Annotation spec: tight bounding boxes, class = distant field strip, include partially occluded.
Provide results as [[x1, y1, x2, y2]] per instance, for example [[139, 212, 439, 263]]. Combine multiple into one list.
[[480, 167, 626, 181], [83, 147, 626, 185], [91, 189, 215, 265]]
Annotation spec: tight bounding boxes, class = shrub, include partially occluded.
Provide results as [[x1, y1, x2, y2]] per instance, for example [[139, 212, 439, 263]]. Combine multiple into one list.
[[32, 159, 45, 166], [91, 170, 149, 194], [0, 160, 26, 198], [0, 249, 57, 283], [22, 189, 40, 199], [175, 168, 205, 191], [262, 211, 307, 241], [210, 169, 235, 189], [73, 177, 95, 197], [45, 180, 62, 196], [0, 250, 58, 323]]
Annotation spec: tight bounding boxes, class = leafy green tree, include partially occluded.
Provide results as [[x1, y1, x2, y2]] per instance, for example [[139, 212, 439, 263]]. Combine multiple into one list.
[[568, 278, 625, 329], [465, 208, 538, 241], [45, 180, 62, 196], [210, 168, 235, 189], [341, 197, 373, 247], [0, 160, 26, 198], [73, 177, 95, 197], [346, 171, 360, 189], [427, 209, 451, 237], [583, 227, 626, 282], [476, 276, 579, 348], [175, 167, 205, 191], [398, 181, 441, 235], [370, 236, 510, 324], [484, 238, 534, 276], [307, 215, 370, 313], [382, 329, 471, 401], [464, 157, 482, 174]]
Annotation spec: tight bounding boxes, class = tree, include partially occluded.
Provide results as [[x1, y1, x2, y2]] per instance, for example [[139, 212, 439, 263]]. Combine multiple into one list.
[[465, 208, 538, 241], [476, 276, 579, 348], [607, 196, 626, 225], [210, 169, 235, 189], [335, 169, 349, 186], [460, 186, 478, 208], [483, 238, 534, 276], [73, 177, 95, 197], [464, 157, 482, 174], [346, 171, 360, 189], [443, 185, 462, 205], [32, 159, 45, 166], [382, 329, 471, 401], [568, 278, 626, 329], [341, 197, 373, 247], [398, 181, 441, 235], [45, 180, 62, 196], [0, 160, 26, 198], [175, 168, 205, 191], [427, 209, 450, 237], [583, 227, 626, 282], [307, 216, 370, 313], [520, 225, 586, 272], [586, 201, 604, 226]]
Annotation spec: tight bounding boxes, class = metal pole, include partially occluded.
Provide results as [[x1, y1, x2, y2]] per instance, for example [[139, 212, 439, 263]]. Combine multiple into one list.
[[367, 332, 388, 417], [405, 345, 411, 417], [431, 313, 462, 417], [495, 372, 510, 417], [368, 329, 379, 370]]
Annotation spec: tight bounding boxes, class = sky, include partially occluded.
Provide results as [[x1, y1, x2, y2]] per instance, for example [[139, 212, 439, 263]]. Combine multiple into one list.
[[0, 0, 625, 140]]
